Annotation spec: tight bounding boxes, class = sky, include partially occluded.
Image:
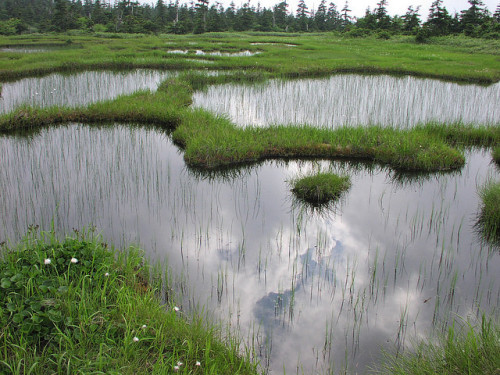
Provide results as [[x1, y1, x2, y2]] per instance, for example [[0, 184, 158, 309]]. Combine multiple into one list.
[[135, 0, 499, 19]]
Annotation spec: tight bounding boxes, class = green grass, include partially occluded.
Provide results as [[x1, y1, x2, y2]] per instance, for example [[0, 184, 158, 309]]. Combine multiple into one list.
[[493, 147, 500, 165], [0, 33, 499, 83], [291, 172, 351, 204], [372, 315, 500, 375], [2, 74, 499, 173], [0, 229, 259, 375], [477, 180, 500, 243]]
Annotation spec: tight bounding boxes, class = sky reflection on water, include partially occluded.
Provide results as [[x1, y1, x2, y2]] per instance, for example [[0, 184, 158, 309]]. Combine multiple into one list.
[[0, 70, 174, 114], [192, 75, 500, 128]]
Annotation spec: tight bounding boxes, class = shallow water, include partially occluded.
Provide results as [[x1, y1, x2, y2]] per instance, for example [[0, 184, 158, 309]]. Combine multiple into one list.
[[0, 124, 498, 374], [0, 69, 175, 114], [192, 75, 500, 128], [0, 45, 73, 53]]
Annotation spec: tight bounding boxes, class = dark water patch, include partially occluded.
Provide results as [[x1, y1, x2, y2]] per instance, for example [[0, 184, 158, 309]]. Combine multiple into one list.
[[0, 124, 498, 374]]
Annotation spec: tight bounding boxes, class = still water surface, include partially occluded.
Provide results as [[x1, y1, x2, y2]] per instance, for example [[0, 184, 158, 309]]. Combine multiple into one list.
[[193, 75, 500, 128], [0, 69, 175, 114], [0, 123, 498, 374]]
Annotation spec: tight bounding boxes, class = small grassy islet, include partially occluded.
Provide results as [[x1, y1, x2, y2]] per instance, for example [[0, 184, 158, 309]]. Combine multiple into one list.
[[0, 229, 259, 374], [477, 180, 500, 243], [291, 172, 351, 204]]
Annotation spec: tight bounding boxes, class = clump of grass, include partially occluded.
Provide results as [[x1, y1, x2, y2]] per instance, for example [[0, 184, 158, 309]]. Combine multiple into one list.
[[291, 172, 351, 204], [373, 315, 500, 375], [179, 70, 267, 91], [0, 229, 258, 374], [477, 180, 500, 242], [493, 147, 500, 165]]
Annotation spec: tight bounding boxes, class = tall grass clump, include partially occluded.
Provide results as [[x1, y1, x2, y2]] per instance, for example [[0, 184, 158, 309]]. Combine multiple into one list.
[[0, 229, 259, 375], [477, 180, 500, 243], [178, 70, 267, 91], [291, 172, 351, 204], [373, 315, 500, 375], [493, 147, 500, 165]]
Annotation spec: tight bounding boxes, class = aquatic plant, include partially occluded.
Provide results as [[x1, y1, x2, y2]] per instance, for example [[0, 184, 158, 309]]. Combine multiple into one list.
[[3, 76, 495, 173], [372, 315, 500, 375], [493, 147, 500, 165], [291, 172, 351, 204], [477, 180, 500, 243]]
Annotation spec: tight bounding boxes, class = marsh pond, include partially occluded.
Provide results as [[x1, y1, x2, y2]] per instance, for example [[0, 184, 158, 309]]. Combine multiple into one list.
[[0, 71, 499, 374]]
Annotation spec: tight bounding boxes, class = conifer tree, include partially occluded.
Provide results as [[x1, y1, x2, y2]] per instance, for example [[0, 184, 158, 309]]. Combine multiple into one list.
[[296, 0, 309, 31], [340, 0, 351, 29], [426, 0, 451, 35], [402, 5, 421, 33]]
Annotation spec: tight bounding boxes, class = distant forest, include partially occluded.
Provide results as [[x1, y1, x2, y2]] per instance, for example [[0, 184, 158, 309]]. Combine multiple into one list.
[[1, 0, 499, 38]]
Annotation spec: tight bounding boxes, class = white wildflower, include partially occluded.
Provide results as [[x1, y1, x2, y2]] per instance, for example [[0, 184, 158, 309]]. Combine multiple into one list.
[[195, 361, 201, 366], [173, 365, 180, 372], [70, 257, 78, 264], [142, 324, 147, 329], [133, 336, 139, 342], [174, 306, 180, 312], [44, 258, 51, 265]]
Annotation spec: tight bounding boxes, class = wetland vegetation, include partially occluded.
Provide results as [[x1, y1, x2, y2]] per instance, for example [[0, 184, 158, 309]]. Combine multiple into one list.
[[478, 180, 500, 243], [291, 171, 351, 204], [0, 30, 499, 375], [0, 230, 258, 374]]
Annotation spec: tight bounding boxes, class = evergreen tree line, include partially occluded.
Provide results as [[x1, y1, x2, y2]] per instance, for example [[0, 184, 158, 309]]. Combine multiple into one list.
[[1, 0, 499, 39]]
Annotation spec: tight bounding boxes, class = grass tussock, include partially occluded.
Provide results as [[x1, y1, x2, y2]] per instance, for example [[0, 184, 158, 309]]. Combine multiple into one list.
[[291, 172, 351, 204], [477, 180, 500, 243], [0, 229, 258, 375], [493, 147, 500, 165], [372, 316, 500, 375], [178, 70, 267, 91]]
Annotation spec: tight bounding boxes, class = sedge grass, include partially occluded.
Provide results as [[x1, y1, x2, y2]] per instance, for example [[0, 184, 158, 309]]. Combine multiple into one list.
[[0, 229, 259, 375], [0, 33, 499, 84], [477, 180, 500, 243], [493, 147, 500, 165], [372, 315, 500, 375], [2, 75, 497, 173], [291, 172, 351, 204]]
